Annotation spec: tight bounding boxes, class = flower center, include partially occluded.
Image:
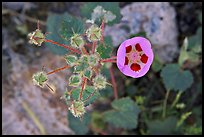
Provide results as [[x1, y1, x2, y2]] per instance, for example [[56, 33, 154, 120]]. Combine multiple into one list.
[[124, 43, 149, 72]]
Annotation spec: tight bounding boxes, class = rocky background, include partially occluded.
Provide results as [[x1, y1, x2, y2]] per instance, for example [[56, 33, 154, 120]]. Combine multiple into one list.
[[2, 2, 202, 135]]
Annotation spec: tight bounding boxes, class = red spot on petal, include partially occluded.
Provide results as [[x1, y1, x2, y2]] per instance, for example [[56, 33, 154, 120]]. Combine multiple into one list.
[[130, 63, 141, 72], [141, 54, 148, 64], [124, 56, 129, 65], [126, 45, 132, 53], [135, 43, 142, 51]]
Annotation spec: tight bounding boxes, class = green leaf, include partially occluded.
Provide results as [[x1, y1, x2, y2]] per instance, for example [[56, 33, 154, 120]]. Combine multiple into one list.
[[96, 36, 113, 59], [59, 14, 84, 41], [74, 55, 89, 73], [198, 12, 202, 24], [68, 111, 91, 135], [83, 69, 92, 80], [69, 75, 81, 87], [71, 86, 100, 106], [147, 116, 178, 135], [46, 13, 71, 55], [160, 64, 193, 91], [103, 97, 140, 129], [152, 54, 163, 72], [80, 2, 122, 26], [188, 27, 202, 53], [129, 31, 147, 38], [64, 55, 78, 66], [91, 111, 106, 131]]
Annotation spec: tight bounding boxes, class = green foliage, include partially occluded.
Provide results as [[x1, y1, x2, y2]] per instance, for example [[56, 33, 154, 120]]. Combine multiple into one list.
[[64, 55, 78, 66], [129, 31, 147, 38], [80, 2, 122, 26], [83, 69, 92, 80], [93, 74, 107, 90], [183, 124, 202, 135], [96, 36, 113, 59], [103, 97, 140, 129], [178, 34, 201, 67], [69, 75, 81, 87], [71, 86, 100, 106], [86, 24, 102, 42], [59, 14, 84, 41], [68, 111, 91, 135], [28, 29, 45, 46], [46, 13, 71, 55], [91, 111, 106, 131], [152, 54, 163, 72], [32, 71, 48, 88], [147, 116, 178, 135], [176, 112, 192, 128], [160, 64, 193, 91]]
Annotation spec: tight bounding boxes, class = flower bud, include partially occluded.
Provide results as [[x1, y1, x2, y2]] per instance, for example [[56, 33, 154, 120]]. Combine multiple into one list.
[[70, 34, 84, 48], [93, 74, 107, 90], [86, 25, 102, 42], [32, 71, 48, 88], [28, 29, 45, 46], [68, 100, 85, 118]]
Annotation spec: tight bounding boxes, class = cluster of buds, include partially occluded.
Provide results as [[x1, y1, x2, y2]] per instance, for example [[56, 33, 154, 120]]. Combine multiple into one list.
[[29, 6, 154, 118], [29, 10, 116, 118]]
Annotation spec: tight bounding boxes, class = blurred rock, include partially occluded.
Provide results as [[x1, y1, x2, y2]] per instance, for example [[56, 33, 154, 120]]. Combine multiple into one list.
[[2, 2, 37, 11], [105, 2, 179, 63]]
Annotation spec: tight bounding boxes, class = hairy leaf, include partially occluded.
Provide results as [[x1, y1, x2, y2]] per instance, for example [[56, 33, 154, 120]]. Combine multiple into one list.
[[160, 64, 193, 91]]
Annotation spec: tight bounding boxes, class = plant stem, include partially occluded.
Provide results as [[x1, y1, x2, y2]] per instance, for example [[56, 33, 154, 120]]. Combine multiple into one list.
[[80, 77, 87, 100], [47, 65, 70, 75], [44, 39, 81, 54], [92, 41, 97, 54], [171, 91, 182, 109], [162, 89, 170, 119], [81, 46, 89, 55], [101, 57, 117, 63], [100, 18, 105, 44], [109, 67, 118, 99]]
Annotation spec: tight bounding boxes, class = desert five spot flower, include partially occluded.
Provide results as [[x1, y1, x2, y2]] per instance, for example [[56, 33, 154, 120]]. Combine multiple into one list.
[[116, 37, 154, 78]]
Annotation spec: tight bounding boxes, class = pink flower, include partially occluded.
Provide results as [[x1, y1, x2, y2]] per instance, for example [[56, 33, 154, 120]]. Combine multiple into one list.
[[116, 37, 154, 78]]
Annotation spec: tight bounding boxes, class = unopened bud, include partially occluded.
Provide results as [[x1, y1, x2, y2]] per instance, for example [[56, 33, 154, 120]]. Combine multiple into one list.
[[28, 29, 45, 46], [68, 100, 85, 117], [86, 25, 102, 42]]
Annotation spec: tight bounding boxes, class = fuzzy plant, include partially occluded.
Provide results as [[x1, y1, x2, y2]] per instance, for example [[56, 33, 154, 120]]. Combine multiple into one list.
[[28, 5, 154, 119]]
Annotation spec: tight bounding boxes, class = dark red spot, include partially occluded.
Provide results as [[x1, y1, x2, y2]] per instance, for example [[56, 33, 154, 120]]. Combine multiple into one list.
[[126, 45, 132, 53], [140, 54, 148, 64], [124, 56, 129, 65], [135, 43, 142, 51], [130, 63, 141, 72]]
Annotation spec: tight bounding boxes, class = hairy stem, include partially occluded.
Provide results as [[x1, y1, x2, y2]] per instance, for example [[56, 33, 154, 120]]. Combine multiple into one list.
[[162, 89, 170, 119], [44, 39, 81, 54], [80, 77, 87, 100], [101, 57, 117, 63], [81, 46, 89, 55], [100, 18, 105, 44], [109, 67, 118, 99], [92, 41, 97, 54], [47, 65, 70, 75]]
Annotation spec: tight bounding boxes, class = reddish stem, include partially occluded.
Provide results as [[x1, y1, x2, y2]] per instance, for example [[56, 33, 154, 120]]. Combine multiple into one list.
[[44, 39, 81, 54], [92, 41, 97, 54], [100, 57, 117, 63], [80, 77, 87, 100], [81, 46, 89, 55], [100, 18, 105, 44], [47, 65, 70, 75], [109, 67, 118, 99]]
